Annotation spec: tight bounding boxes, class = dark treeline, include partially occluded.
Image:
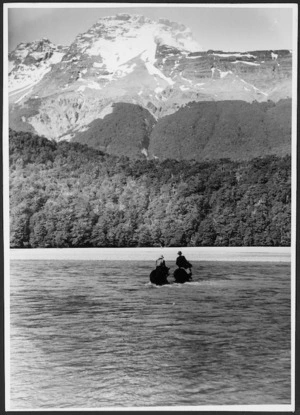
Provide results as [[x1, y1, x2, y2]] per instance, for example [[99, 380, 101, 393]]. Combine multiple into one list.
[[9, 129, 291, 248]]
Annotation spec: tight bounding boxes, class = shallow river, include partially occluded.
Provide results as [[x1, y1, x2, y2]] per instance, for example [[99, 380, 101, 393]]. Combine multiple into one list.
[[9, 259, 291, 409]]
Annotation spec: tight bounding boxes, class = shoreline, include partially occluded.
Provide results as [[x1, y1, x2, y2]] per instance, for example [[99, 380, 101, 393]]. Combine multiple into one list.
[[9, 247, 291, 262]]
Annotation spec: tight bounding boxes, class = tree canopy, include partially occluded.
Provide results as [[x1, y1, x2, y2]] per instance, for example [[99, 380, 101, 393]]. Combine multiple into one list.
[[9, 129, 291, 248]]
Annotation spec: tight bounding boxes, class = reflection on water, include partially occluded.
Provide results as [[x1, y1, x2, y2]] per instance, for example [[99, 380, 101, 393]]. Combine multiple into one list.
[[9, 260, 291, 409]]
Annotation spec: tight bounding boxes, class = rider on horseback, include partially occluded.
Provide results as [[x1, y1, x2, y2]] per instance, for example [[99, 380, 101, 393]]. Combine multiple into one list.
[[149, 255, 170, 285], [176, 251, 192, 276], [156, 255, 166, 268], [156, 255, 170, 276]]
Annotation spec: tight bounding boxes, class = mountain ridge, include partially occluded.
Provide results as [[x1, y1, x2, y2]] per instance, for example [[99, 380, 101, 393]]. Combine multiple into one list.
[[8, 13, 293, 161]]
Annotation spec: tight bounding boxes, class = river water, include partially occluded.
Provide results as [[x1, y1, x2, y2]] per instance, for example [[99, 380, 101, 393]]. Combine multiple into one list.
[[8, 257, 291, 409]]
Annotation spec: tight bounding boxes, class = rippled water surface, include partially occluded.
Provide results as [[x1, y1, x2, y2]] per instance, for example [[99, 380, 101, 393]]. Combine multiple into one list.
[[9, 260, 291, 409]]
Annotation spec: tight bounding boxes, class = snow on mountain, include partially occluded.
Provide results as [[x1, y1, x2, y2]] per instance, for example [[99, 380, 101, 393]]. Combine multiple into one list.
[[8, 14, 292, 150], [9, 38, 67, 94], [231, 61, 260, 66], [57, 13, 200, 85], [211, 52, 257, 58], [82, 14, 201, 66]]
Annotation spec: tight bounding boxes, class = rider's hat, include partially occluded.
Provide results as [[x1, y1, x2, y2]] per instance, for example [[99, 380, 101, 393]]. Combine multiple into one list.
[[177, 251, 182, 255]]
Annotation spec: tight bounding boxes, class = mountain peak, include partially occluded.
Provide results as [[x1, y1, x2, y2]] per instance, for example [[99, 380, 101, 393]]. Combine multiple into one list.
[[83, 13, 201, 52], [8, 37, 67, 94], [8, 13, 292, 148], [12, 38, 52, 54], [102, 13, 150, 22]]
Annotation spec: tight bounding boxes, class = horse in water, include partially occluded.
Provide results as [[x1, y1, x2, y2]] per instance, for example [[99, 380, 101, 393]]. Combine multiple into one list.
[[150, 266, 170, 285], [150, 267, 192, 285], [173, 268, 192, 283]]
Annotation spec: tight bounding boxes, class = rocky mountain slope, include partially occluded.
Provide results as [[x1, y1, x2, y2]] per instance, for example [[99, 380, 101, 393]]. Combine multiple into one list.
[[9, 38, 67, 96], [8, 13, 293, 161]]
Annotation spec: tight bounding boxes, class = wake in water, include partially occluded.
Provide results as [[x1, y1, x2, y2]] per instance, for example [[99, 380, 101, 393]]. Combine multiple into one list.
[[147, 282, 181, 288], [145, 279, 224, 288]]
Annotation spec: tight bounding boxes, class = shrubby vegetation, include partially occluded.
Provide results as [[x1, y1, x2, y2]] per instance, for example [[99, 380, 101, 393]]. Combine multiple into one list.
[[9, 129, 291, 248]]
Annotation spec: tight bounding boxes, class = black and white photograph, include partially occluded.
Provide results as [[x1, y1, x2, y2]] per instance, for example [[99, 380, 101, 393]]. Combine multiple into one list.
[[3, 3, 297, 411]]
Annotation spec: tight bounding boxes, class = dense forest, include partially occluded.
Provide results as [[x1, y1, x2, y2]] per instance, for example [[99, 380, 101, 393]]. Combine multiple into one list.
[[9, 129, 291, 248], [148, 99, 291, 161]]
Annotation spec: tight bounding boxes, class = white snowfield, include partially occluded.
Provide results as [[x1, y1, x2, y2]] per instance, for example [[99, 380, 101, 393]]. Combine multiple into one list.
[[87, 81, 102, 90], [9, 64, 52, 94], [232, 61, 260, 66], [211, 52, 257, 59], [218, 70, 233, 78], [142, 55, 174, 86], [85, 16, 200, 76], [117, 62, 137, 76], [49, 52, 65, 64], [185, 55, 202, 59], [8, 51, 65, 93]]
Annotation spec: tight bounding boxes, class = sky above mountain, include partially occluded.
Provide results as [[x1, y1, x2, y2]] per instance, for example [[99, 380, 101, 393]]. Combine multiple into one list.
[[7, 5, 295, 53]]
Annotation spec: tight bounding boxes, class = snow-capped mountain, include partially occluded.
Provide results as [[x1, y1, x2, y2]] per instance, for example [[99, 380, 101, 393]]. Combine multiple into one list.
[[8, 13, 292, 159], [9, 14, 200, 99], [9, 38, 67, 94]]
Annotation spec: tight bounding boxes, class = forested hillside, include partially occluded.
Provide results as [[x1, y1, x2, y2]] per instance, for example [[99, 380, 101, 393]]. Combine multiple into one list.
[[68, 99, 291, 161], [148, 99, 291, 161], [71, 103, 156, 158], [9, 130, 291, 248]]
